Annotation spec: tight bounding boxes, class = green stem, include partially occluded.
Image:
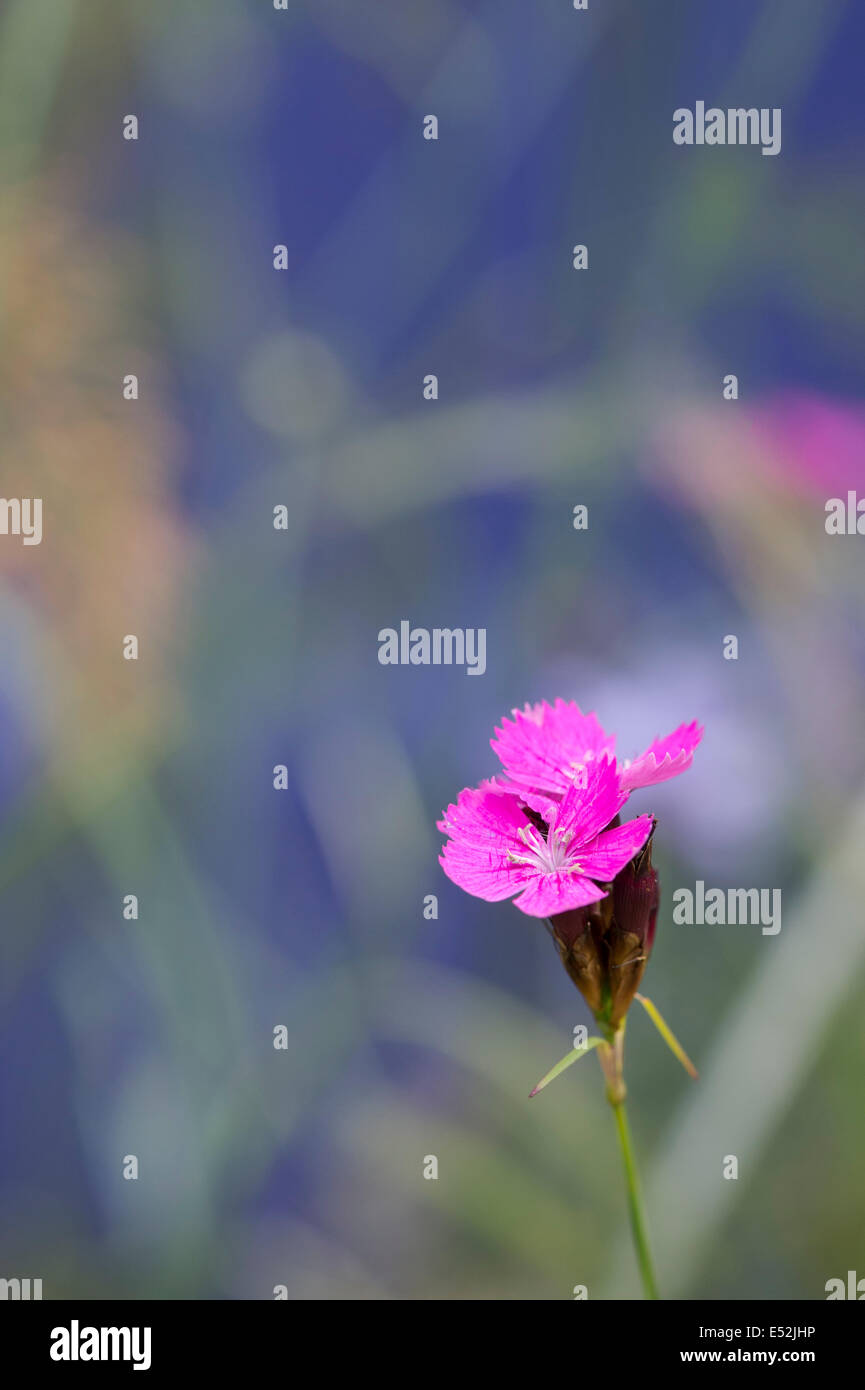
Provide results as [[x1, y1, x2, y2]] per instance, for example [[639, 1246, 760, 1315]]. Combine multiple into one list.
[[610, 1098, 659, 1300]]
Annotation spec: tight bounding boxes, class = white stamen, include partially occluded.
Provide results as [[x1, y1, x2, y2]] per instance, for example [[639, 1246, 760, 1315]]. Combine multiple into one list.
[[508, 821, 579, 875]]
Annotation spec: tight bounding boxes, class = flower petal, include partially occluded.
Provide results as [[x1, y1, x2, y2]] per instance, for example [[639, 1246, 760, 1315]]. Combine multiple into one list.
[[512, 871, 606, 918], [619, 720, 704, 791], [474, 776, 559, 822], [491, 699, 615, 798], [438, 783, 537, 901], [577, 815, 654, 882], [553, 754, 629, 846]]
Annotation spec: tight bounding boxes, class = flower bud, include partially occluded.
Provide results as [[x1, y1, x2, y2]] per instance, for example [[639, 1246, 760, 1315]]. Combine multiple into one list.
[[549, 823, 659, 1032]]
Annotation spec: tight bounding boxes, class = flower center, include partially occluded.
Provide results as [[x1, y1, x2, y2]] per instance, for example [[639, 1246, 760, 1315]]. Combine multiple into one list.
[[508, 823, 580, 875]]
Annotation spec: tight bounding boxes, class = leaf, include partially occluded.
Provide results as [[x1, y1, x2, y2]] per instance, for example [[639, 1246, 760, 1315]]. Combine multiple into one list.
[[634, 994, 698, 1080], [529, 1036, 604, 1097]]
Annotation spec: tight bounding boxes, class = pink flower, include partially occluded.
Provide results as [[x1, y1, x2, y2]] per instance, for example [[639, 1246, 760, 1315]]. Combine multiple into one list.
[[438, 756, 653, 918], [617, 721, 704, 792], [751, 392, 865, 499], [491, 699, 703, 798]]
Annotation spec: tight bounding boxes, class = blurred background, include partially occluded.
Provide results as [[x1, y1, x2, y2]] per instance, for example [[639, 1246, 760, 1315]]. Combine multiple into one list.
[[1, 0, 863, 1300]]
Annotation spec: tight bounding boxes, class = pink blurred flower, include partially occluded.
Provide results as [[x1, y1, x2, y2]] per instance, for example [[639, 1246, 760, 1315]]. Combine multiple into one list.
[[655, 391, 865, 512], [490, 699, 703, 798], [438, 755, 653, 918], [750, 391, 865, 499]]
